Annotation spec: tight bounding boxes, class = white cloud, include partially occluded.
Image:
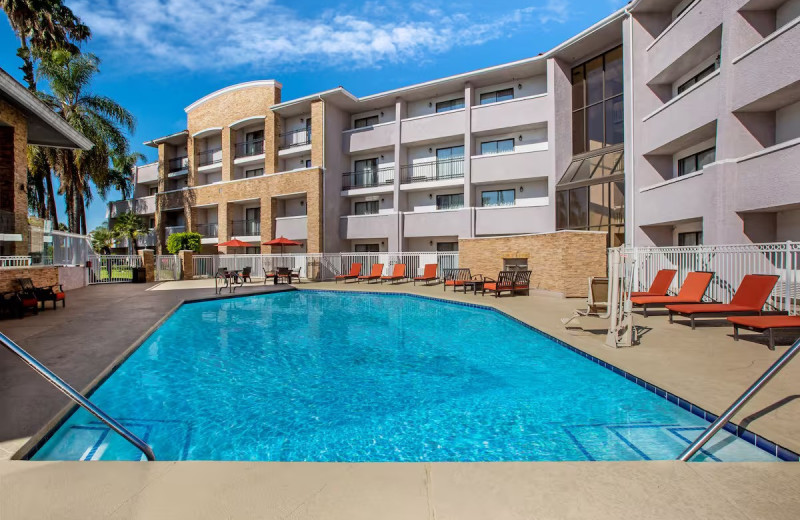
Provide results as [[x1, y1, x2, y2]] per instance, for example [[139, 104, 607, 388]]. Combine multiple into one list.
[[68, 0, 570, 72]]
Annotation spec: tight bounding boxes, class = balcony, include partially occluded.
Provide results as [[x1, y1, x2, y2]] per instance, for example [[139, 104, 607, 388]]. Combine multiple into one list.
[[136, 162, 158, 183], [339, 213, 397, 240], [400, 157, 464, 188], [471, 148, 551, 184], [342, 122, 395, 154], [230, 219, 260, 237], [403, 208, 470, 238], [234, 139, 265, 159], [109, 195, 156, 218], [275, 216, 308, 240], [400, 109, 464, 144], [279, 129, 310, 150], [735, 139, 800, 213], [641, 72, 719, 154], [731, 20, 800, 111], [164, 225, 185, 240], [167, 156, 189, 175], [474, 205, 551, 236], [636, 165, 719, 227], [197, 148, 222, 168], [471, 95, 548, 134], [196, 223, 218, 238], [341, 167, 394, 191]]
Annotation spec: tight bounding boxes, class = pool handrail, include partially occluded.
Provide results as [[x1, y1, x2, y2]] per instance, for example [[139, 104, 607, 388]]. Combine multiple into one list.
[[0, 331, 156, 461], [678, 336, 800, 461]]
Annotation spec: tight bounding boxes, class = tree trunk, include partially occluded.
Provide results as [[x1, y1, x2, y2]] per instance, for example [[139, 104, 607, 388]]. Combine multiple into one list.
[[44, 169, 59, 228], [17, 40, 36, 91], [78, 190, 87, 235]]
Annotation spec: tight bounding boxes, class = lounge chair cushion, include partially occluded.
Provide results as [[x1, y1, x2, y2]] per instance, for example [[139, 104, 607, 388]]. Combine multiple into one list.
[[21, 298, 37, 307], [666, 303, 760, 315], [630, 295, 700, 305], [484, 282, 512, 291], [727, 315, 800, 331], [445, 280, 465, 286]]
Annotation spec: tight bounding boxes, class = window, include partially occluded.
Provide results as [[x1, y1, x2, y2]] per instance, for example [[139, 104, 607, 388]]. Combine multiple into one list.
[[480, 139, 514, 155], [481, 189, 515, 207], [436, 146, 465, 179], [677, 57, 720, 94], [435, 98, 465, 113], [305, 159, 312, 168], [503, 258, 528, 271], [245, 168, 263, 178], [479, 88, 514, 105], [245, 246, 260, 254], [245, 130, 263, 142], [436, 242, 458, 252], [571, 46, 624, 155], [149, 186, 158, 195], [436, 193, 464, 210], [354, 115, 379, 128], [355, 244, 379, 252], [677, 147, 715, 176], [354, 201, 379, 215], [148, 217, 156, 228], [678, 231, 703, 246]]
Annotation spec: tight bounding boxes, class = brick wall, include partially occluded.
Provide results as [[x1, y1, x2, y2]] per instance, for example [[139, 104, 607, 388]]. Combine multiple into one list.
[[0, 266, 59, 293], [458, 231, 608, 297], [0, 99, 30, 256]]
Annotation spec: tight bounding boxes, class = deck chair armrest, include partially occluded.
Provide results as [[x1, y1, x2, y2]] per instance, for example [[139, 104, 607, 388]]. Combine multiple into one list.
[[482, 276, 496, 283]]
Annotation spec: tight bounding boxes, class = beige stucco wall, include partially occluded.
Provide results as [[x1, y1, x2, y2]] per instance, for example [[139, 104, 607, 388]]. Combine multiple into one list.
[[458, 231, 607, 297]]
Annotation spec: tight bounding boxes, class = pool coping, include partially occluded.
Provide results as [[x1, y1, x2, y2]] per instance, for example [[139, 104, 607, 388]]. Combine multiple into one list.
[[14, 286, 799, 463]]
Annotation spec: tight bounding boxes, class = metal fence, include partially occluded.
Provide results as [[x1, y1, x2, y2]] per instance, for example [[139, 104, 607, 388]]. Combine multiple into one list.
[[155, 255, 180, 281], [0, 256, 32, 267], [621, 242, 800, 314], [192, 252, 459, 281], [88, 255, 142, 284]]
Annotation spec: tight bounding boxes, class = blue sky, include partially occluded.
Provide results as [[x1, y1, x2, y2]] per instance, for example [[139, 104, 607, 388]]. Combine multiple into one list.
[[0, 0, 626, 231]]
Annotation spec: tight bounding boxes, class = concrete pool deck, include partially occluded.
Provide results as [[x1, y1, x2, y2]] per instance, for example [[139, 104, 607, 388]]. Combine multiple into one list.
[[1, 279, 799, 518]]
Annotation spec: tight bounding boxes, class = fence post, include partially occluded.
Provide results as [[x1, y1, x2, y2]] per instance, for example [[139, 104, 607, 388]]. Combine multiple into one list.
[[139, 249, 155, 283], [178, 250, 194, 280]]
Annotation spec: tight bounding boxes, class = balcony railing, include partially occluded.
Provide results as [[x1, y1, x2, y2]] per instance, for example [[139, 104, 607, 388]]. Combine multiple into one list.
[[168, 156, 189, 173], [197, 148, 222, 167], [400, 157, 464, 184], [164, 225, 185, 238], [234, 139, 264, 158], [196, 223, 218, 237], [279, 128, 311, 149], [231, 219, 260, 236], [342, 166, 395, 190]]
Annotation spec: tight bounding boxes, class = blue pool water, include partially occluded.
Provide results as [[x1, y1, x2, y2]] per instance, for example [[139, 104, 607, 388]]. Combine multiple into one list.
[[33, 291, 779, 462]]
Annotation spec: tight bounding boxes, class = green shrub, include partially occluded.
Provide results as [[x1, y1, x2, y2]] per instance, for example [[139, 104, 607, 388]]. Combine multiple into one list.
[[166, 232, 202, 254]]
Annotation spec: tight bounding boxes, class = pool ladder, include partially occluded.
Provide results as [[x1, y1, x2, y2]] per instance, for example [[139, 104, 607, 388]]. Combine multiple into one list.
[[0, 331, 156, 461], [678, 336, 800, 461]]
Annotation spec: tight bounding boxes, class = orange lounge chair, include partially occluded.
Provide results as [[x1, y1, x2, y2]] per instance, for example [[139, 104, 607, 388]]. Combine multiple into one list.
[[483, 271, 515, 297], [381, 264, 406, 284], [443, 268, 481, 292], [414, 264, 438, 285], [335, 263, 361, 283], [728, 315, 800, 350], [631, 269, 677, 298], [630, 271, 714, 317], [358, 263, 384, 284], [666, 274, 779, 329]]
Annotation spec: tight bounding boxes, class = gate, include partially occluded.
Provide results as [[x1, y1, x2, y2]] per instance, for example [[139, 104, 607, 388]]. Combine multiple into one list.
[[155, 255, 180, 281], [88, 255, 142, 284]]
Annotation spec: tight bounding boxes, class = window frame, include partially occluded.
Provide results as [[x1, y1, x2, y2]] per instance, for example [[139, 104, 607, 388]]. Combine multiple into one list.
[[480, 138, 515, 155], [354, 243, 379, 253], [436, 242, 459, 252], [480, 189, 516, 207], [676, 56, 719, 95], [354, 115, 379, 128], [678, 231, 703, 246], [354, 200, 380, 216], [479, 88, 514, 105], [435, 98, 465, 113], [244, 168, 263, 178], [677, 147, 716, 177], [435, 193, 464, 211]]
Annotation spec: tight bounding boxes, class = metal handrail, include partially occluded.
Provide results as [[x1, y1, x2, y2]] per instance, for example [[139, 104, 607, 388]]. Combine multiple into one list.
[[678, 337, 800, 461], [0, 331, 156, 461]]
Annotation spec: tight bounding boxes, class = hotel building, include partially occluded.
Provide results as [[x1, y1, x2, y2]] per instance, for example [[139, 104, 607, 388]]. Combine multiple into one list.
[[108, 0, 800, 254]]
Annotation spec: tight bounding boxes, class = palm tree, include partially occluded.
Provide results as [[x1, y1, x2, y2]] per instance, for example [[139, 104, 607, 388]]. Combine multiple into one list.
[[112, 212, 148, 255], [108, 150, 146, 200], [90, 226, 114, 255], [36, 50, 136, 234]]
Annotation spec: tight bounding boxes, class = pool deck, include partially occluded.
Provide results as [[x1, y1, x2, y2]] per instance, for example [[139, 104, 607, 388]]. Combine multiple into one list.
[[1, 279, 799, 518]]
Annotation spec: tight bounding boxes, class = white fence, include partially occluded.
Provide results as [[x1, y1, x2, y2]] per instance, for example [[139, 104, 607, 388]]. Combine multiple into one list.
[[0, 256, 32, 268], [88, 255, 142, 284], [192, 252, 459, 281], [155, 255, 180, 281], [622, 242, 800, 314]]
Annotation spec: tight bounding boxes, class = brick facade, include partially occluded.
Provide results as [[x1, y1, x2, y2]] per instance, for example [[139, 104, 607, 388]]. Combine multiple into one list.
[[0, 99, 30, 256], [458, 231, 608, 297], [0, 266, 58, 293]]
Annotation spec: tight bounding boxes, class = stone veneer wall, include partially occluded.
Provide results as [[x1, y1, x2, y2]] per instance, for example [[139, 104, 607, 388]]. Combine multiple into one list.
[[458, 231, 608, 297], [0, 99, 30, 256], [0, 266, 59, 293]]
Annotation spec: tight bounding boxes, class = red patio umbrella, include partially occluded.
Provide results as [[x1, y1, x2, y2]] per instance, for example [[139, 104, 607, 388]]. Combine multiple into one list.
[[262, 236, 302, 255], [217, 238, 253, 249]]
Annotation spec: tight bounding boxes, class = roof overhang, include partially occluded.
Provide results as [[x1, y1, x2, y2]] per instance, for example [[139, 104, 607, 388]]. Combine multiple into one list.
[[0, 67, 92, 150], [144, 130, 188, 148], [192, 126, 223, 139]]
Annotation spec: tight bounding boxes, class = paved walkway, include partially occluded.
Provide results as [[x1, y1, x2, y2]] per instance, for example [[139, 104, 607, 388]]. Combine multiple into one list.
[[1, 279, 799, 519]]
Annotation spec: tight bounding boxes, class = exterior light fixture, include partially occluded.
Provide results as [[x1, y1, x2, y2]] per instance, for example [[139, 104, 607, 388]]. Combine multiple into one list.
[[428, 102, 432, 107], [429, 194, 433, 199], [428, 147, 433, 153], [520, 186, 524, 192], [518, 83, 522, 90], [300, 159, 304, 164], [380, 155, 384, 159], [429, 241, 433, 246], [300, 200, 304, 206], [380, 111, 384, 116], [518, 135, 523, 141]]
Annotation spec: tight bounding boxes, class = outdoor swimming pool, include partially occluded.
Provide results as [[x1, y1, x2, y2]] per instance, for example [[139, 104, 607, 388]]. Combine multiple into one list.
[[31, 291, 780, 462]]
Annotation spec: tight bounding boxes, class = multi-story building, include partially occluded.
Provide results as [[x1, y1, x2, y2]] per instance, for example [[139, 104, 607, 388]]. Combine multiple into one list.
[[109, 0, 800, 253]]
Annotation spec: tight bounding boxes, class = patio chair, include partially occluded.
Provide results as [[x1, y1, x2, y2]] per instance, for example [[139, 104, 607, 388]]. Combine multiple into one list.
[[443, 268, 481, 292], [482, 271, 516, 297], [728, 315, 800, 350], [290, 267, 302, 283], [380, 264, 406, 284], [1, 291, 37, 318], [631, 269, 677, 297], [17, 278, 65, 310], [413, 264, 438, 286], [335, 263, 361, 284], [630, 271, 714, 317], [357, 263, 384, 284], [262, 267, 275, 285], [513, 270, 532, 295], [666, 274, 780, 329], [561, 276, 610, 327], [240, 266, 252, 283]]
